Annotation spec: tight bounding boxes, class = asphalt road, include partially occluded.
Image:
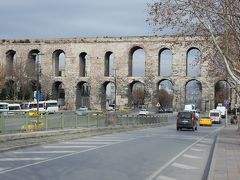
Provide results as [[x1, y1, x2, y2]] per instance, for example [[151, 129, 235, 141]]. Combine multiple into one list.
[[0, 123, 221, 180]]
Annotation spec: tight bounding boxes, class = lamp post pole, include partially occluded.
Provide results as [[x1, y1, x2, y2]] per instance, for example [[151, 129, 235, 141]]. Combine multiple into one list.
[[114, 68, 117, 111], [33, 53, 44, 114]]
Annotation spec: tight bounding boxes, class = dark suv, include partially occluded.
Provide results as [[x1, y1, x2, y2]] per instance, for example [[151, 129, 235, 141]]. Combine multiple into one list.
[[177, 111, 198, 131]]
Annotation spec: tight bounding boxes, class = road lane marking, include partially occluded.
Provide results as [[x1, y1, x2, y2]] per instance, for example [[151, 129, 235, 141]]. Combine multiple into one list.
[[0, 158, 46, 161], [191, 148, 206, 152], [156, 175, 176, 180], [13, 151, 76, 154], [195, 144, 208, 147], [63, 142, 112, 145], [183, 154, 201, 159], [0, 168, 10, 171], [76, 139, 124, 142], [42, 145, 97, 148], [0, 137, 138, 175], [146, 128, 220, 180], [171, 163, 199, 170]]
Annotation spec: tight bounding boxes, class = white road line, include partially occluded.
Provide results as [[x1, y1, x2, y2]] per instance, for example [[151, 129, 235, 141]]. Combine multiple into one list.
[[195, 144, 208, 147], [0, 137, 138, 175], [0, 168, 10, 171], [92, 136, 120, 139], [42, 145, 97, 148], [191, 148, 206, 152], [156, 175, 177, 180], [63, 142, 112, 145], [171, 163, 199, 170], [13, 151, 76, 154], [77, 139, 124, 142], [0, 158, 46, 161], [183, 154, 201, 159], [146, 128, 220, 180]]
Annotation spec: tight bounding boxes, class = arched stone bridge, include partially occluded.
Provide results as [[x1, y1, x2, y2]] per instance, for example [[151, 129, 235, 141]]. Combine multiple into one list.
[[0, 36, 236, 111]]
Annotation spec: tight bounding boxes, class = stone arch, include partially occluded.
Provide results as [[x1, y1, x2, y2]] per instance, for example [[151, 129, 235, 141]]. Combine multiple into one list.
[[52, 50, 65, 77], [128, 46, 145, 77], [27, 49, 40, 77], [5, 50, 16, 77], [52, 81, 65, 106], [129, 81, 145, 108], [214, 80, 232, 108], [79, 52, 87, 77], [76, 81, 91, 108], [104, 51, 114, 77], [157, 79, 174, 110], [185, 79, 202, 110], [186, 47, 201, 77], [159, 48, 173, 76]]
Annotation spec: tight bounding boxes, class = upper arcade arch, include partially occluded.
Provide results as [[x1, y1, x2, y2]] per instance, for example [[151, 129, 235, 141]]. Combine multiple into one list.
[[79, 52, 87, 77], [159, 48, 173, 77], [27, 49, 40, 77], [128, 46, 145, 77], [186, 47, 201, 77], [5, 50, 16, 77], [52, 50, 65, 77]]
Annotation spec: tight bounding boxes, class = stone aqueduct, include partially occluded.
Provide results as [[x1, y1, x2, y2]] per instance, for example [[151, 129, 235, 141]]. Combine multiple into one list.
[[0, 36, 235, 111]]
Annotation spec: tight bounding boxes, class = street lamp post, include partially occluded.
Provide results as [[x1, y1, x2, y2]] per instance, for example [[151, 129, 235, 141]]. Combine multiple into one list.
[[33, 53, 44, 114], [113, 68, 117, 111]]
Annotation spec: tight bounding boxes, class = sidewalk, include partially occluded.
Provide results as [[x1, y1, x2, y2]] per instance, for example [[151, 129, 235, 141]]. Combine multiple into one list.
[[208, 124, 240, 180]]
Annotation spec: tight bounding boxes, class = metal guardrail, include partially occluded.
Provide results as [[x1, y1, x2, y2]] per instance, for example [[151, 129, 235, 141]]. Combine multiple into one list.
[[0, 111, 169, 134]]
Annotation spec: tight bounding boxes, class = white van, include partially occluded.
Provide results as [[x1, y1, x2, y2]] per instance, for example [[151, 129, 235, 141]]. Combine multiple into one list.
[[209, 109, 221, 124], [216, 104, 226, 118], [0, 102, 9, 116], [184, 104, 196, 111]]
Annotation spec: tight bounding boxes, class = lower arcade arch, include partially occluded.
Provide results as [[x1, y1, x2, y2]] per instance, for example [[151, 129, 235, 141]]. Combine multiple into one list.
[[76, 81, 91, 109], [52, 81, 65, 107]]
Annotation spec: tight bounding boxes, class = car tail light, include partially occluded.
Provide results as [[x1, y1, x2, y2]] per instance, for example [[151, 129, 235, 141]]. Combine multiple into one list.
[[192, 115, 194, 123]]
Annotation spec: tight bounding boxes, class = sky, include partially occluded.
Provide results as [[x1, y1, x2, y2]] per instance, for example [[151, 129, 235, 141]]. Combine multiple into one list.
[[0, 0, 154, 40]]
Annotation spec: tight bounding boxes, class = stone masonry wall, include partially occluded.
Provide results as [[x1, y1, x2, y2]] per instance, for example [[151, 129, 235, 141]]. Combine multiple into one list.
[[0, 36, 225, 111]]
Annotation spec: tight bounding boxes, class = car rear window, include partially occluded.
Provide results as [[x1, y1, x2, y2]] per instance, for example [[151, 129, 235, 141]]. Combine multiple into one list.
[[178, 112, 192, 119]]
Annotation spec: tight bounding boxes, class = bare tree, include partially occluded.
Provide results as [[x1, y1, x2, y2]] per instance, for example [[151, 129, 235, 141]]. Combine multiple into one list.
[[132, 87, 145, 107], [0, 64, 5, 89], [158, 88, 173, 108], [147, 0, 240, 87]]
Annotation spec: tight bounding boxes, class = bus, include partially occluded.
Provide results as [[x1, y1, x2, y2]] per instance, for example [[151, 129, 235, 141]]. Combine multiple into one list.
[[8, 103, 21, 111], [44, 100, 59, 113], [8, 103, 21, 115], [0, 102, 9, 115], [28, 100, 59, 113]]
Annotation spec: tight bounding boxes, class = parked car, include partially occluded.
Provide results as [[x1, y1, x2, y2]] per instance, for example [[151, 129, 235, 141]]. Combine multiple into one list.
[[75, 107, 88, 115], [177, 111, 198, 131], [138, 109, 149, 116], [199, 116, 212, 126]]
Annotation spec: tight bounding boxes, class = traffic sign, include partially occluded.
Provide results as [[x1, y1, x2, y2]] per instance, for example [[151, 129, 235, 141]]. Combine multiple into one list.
[[156, 102, 161, 107]]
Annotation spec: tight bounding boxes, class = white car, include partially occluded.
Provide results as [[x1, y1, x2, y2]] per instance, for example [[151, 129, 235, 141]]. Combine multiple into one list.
[[75, 106, 88, 115], [138, 109, 149, 116]]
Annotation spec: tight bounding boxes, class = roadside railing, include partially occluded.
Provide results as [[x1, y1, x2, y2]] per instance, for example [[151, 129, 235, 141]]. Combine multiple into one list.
[[0, 111, 169, 134]]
